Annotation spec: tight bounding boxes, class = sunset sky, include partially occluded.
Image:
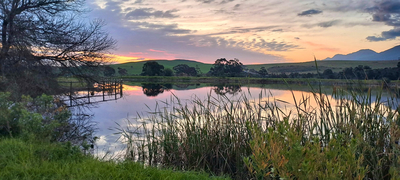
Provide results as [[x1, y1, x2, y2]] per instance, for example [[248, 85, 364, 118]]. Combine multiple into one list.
[[87, 0, 400, 64]]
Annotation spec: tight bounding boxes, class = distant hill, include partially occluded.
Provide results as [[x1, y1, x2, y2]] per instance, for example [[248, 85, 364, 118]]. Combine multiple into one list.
[[111, 59, 399, 76], [110, 59, 213, 75], [325, 45, 400, 61]]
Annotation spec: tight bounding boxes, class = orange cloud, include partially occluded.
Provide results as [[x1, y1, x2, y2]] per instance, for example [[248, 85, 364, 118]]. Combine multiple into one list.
[[107, 54, 149, 64]]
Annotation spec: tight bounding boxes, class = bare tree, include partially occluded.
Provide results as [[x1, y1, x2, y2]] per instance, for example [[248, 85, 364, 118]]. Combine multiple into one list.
[[0, 0, 116, 94]]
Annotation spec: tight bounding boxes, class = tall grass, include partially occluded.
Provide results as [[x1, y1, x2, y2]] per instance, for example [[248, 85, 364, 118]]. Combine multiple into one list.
[[0, 138, 227, 180], [117, 84, 400, 179]]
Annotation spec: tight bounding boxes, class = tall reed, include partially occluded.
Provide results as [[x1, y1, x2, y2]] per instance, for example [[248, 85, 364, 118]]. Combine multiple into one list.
[[116, 84, 400, 179]]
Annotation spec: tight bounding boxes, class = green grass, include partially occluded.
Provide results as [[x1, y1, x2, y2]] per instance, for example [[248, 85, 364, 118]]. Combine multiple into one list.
[[110, 59, 399, 75], [246, 60, 399, 73], [119, 76, 399, 87], [111, 60, 213, 75], [0, 138, 229, 180]]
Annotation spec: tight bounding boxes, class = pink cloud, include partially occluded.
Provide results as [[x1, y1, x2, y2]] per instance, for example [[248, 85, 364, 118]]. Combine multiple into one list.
[[148, 49, 167, 53]]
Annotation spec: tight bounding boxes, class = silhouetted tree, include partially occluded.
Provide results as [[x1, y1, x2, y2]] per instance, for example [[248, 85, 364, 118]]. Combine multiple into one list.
[[104, 66, 116, 77], [118, 67, 128, 76], [209, 58, 243, 77], [173, 64, 197, 76], [258, 67, 268, 77], [322, 69, 335, 79], [164, 68, 173, 76], [141, 61, 164, 76], [0, 0, 115, 95]]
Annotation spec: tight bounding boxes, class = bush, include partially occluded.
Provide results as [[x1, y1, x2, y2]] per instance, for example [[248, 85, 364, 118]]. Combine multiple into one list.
[[0, 92, 89, 144]]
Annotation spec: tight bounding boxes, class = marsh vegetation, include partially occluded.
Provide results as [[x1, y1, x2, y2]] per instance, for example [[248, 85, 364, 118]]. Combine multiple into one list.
[[116, 83, 400, 179]]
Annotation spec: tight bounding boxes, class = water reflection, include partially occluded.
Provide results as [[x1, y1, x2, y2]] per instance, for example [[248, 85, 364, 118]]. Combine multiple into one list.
[[68, 83, 400, 159], [141, 83, 172, 97], [213, 84, 242, 95]]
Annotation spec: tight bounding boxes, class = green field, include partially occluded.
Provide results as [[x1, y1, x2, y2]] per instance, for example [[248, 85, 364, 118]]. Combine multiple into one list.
[[111, 60, 213, 76], [110, 59, 399, 76]]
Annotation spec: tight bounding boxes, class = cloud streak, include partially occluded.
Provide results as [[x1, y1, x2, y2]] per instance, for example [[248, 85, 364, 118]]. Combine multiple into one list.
[[126, 8, 179, 19], [298, 9, 322, 16]]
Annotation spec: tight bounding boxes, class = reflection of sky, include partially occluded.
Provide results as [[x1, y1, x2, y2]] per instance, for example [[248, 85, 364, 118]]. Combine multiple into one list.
[[88, 84, 290, 158], [86, 84, 399, 158]]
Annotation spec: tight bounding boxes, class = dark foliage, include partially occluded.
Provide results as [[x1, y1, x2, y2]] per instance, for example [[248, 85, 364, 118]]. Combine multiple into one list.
[[118, 67, 128, 76], [104, 66, 116, 77], [141, 84, 171, 96], [173, 64, 197, 76], [209, 58, 244, 77], [141, 61, 165, 76], [0, 0, 115, 96]]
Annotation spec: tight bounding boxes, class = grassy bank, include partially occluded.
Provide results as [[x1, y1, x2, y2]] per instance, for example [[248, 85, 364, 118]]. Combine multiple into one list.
[[118, 83, 400, 179], [120, 76, 399, 87], [0, 138, 228, 180], [111, 59, 399, 75], [0, 92, 228, 180]]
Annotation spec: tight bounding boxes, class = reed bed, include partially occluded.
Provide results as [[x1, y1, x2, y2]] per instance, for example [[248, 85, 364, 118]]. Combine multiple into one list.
[[116, 84, 400, 179]]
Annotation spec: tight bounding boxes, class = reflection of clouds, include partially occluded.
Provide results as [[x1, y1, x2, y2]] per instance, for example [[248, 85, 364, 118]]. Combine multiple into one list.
[[123, 85, 143, 96], [96, 135, 108, 146], [90, 84, 397, 159]]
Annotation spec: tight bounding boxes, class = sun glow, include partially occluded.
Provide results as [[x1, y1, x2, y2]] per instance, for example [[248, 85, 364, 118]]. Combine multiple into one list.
[[107, 54, 149, 64]]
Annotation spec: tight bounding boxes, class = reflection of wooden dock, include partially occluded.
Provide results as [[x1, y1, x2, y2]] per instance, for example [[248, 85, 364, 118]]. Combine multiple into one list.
[[62, 79, 123, 107]]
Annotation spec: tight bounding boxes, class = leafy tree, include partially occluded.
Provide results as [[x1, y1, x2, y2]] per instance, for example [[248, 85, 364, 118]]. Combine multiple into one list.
[[397, 61, 400, 68], [173, 64, 197, 76], [141, 61, 164, 76], [164, 68, 173, 76], [209, 58, 243, 77], [0, 0, 115, 94], [322, 69, 335, 79], [118, 67, 128, 76], [258, 67, 268, 77], [104, 66, 115, 77]]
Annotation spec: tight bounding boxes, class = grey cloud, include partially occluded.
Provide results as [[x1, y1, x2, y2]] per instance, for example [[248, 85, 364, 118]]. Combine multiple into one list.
[[367, 28, 400, 41], [192, 36, 298, 52], [133, 22, 193, 35], [317, 20, 341, 28], [134, 0, 144, 4], [272, 29, 283, 32], [126, 8, 179, 19], [196, 0, 215, 4], [298, 9, 322, 16], [368, 1, 400, 26], [302, 20, 341, 28], [366, 0, 400, 41], [206, 26, 278, 35], [220, 0, 234, 4], [233, 4, 240, 10]]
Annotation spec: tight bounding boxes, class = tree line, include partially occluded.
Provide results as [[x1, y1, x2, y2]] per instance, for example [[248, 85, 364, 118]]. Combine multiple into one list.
[[120, 58, 399, 81]]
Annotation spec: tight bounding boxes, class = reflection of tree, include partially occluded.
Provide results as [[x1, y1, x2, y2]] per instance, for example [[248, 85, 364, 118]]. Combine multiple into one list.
[[142, 84, 172, 97], [213, 85, 242, 95]]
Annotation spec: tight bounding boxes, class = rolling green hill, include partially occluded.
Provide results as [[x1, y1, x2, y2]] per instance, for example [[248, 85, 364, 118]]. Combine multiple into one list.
[[110, 59, 399, 76], [110, 60, 213, 75]]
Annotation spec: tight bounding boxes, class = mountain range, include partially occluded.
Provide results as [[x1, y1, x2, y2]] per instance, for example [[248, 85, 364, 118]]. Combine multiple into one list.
[[324, 45, 400, 61]]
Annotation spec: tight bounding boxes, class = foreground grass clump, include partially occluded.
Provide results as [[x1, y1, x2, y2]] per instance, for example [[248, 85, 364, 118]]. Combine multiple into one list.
[[119, 84, 400, 179], [0, 138, 228, 180]]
